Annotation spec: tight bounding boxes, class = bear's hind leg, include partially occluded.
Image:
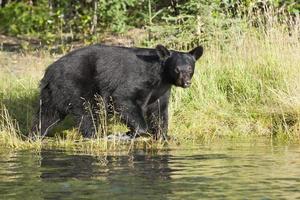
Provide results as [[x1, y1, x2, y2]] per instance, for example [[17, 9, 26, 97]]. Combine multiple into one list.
[[31, 106, 65, 138]]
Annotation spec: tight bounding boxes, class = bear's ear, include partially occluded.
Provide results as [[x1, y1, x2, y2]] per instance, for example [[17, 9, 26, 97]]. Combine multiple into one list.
[[156, 44, 171, 61], [189, 46, 204, 61]]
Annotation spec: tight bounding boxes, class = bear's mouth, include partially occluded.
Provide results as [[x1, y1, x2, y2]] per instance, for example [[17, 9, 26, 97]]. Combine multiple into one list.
[[182, 82, 191, 88], [176, 79, 191, 88]]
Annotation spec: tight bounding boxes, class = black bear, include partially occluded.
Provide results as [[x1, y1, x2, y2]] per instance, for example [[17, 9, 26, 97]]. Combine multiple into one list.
[[32, 44, 203, 139]]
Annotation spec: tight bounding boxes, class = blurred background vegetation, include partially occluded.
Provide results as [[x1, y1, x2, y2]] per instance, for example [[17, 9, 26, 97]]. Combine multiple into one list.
[[0, 0, 299, 50]]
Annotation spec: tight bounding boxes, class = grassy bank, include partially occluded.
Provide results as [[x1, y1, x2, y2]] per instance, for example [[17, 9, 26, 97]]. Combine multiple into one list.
[[0, 10, 300, 152]]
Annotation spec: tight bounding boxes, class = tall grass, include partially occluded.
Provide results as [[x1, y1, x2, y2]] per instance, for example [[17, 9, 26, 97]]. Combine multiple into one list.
[[169, 9, 300, 141], [0, 104, 42, 150], [0, 5, 299, 151]]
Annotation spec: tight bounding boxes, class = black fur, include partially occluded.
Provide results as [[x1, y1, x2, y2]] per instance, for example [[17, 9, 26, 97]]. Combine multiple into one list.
[[32, 44, 204, 139]]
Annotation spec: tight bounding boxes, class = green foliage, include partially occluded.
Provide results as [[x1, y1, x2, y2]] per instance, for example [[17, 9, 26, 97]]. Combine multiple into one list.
[[98, 0, 139, 32], [0, 2, 49, 36], [0, 0, 299, 46]]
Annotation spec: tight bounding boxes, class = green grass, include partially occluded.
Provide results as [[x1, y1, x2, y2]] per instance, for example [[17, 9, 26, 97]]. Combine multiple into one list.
[[169, 30, 300, 141], [0, 11, 299, 152]]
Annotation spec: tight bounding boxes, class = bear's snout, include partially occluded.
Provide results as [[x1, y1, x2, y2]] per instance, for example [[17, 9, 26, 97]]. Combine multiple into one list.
[[183, 80, 191, 88], [176, 72, 192, 88]]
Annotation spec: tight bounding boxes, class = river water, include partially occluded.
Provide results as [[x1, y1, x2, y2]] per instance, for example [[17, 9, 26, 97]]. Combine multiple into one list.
[[0, 139, 300, 199]]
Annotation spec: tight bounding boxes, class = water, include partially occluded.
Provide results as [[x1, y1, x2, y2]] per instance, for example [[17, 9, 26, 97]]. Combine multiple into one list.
[[0, 140, 300, 199]]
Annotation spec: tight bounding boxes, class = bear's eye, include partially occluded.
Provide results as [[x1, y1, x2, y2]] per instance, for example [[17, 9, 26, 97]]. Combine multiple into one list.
[[186, 66, 192, 72]]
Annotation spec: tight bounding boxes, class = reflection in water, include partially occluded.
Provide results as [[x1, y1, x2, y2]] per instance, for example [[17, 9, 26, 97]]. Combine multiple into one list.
[[0, 141, 300, 199], [39, 150, 173, 199]]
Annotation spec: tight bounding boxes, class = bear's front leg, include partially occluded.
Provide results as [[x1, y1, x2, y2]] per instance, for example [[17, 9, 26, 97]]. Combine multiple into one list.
[[115, 100, 148, 138], [146, 91, 170, 140]]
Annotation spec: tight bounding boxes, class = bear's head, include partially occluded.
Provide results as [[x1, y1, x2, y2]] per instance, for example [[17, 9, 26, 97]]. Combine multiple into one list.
[[156, 45, 203, 88]]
